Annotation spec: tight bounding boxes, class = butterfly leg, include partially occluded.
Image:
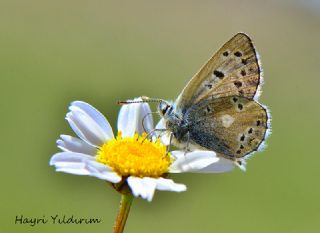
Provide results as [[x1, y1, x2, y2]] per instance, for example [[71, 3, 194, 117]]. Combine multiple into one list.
[[141, 112, 158, 132], [141, 128, 166, 143], [166, 132, 174, 154], [183, 131, 191, 155]]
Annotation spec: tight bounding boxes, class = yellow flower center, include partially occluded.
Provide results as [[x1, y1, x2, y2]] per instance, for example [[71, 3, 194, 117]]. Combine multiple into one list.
[[96, 132, 171, 178]]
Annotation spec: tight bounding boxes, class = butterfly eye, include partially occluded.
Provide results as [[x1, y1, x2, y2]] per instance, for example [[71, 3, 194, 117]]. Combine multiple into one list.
[[159, 102, 171, 116], [161, 105, 169, 115]]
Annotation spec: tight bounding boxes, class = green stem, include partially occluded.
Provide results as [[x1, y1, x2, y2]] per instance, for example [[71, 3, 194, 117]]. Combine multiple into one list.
[[113, 193, 133, 233]]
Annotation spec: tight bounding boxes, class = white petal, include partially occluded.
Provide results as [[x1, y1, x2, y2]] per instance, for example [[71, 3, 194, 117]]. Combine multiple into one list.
[[50, 152, 94, 175], [169, 150, 219, 173], [85, 160, 122, 183], [127, 177, 157, 202], [154, 178, 186, 192], [66, 102, 114, 146], [127, 177, 186, 202], [117, 97, 153, 137], [57, 135, 97, 155], [196, 156, 236, 173], [49, 152, 121, 183], [66, 111, 105, 147], [55, 167, 92, 175], [50, 151, 94, 166], [71, 101, 114, 139], [154, 119, 170, 145], [117, 104, 132, 137]]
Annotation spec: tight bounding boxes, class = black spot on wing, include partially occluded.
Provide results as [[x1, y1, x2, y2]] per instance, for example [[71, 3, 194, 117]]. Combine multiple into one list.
[[234, 51, 243, 57], [241, 58, 248, 65], [234, 81, 242, 88], [213, 70, 225, 79]]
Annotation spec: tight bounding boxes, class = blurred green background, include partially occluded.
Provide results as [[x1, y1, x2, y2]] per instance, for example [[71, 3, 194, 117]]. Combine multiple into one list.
[[1, 0, 320, 232]]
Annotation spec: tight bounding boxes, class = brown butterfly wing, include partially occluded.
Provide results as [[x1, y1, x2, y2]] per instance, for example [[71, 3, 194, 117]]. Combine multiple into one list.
[[175, 33, 262, 114], [186, 96, 269, 159]]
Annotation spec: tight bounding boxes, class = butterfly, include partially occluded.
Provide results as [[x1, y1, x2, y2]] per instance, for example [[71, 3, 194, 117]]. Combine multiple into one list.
[[123, 33, 271, 166]]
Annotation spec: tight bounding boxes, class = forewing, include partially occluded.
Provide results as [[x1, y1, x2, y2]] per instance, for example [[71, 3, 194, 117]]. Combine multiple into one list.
[[187, 97, 270, 159], [175, 33, 262, 114]]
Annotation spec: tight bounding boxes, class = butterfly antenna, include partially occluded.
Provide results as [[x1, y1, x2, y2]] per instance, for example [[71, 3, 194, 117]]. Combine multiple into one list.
[[117, 96, 163, 105]]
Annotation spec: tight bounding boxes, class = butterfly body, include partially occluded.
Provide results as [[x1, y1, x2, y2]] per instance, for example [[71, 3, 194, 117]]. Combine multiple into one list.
[[157, 33, 271, 162]]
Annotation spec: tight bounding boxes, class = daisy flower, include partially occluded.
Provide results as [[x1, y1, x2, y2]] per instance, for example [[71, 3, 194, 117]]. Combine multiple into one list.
[[50, 98, 235, 202]]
